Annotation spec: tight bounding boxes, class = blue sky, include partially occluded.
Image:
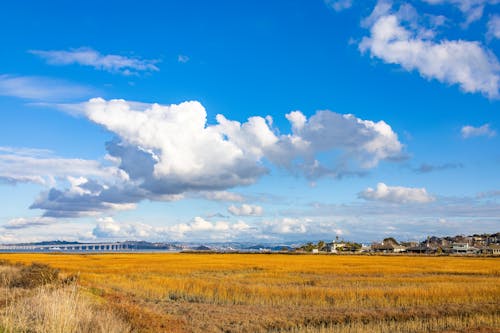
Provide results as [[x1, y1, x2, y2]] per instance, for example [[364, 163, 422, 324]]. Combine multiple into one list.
[[0, 0, 499, 243]]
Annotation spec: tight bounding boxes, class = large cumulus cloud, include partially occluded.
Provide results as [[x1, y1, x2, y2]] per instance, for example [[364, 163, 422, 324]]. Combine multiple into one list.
[[24, 98, 404, 217]]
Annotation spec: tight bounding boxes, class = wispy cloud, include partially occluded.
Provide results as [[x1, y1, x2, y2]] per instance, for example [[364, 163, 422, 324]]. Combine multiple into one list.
[[177, 54, 190, 63], [0, 146, 124, 186], [413, 162, 463, 173], [200, 191, 245, 202], [461, 124, 497, 138], [422, 0, 499, 26], [30, 47, 159, 75], [0, 75, 94, 101], [4, 217, 57, 230], [487, 15, 500, 40], [324, 0, 353, 12], [476, 190, 500, 198]]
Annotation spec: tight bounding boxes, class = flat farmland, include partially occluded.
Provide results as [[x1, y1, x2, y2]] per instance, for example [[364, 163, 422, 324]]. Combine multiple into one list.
[[0, 253, 498, 332]]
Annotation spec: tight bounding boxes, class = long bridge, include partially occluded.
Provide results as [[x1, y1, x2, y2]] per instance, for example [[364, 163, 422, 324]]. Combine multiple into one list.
[[0, 243, 130, 252]]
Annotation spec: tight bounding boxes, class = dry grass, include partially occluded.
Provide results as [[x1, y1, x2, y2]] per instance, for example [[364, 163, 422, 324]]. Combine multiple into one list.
[[0, 261, 129, 333], [0, 254, 498, 332]]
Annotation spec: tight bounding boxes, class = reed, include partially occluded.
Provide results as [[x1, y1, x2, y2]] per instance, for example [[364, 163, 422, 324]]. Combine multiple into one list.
[[0, 253, 497, 332], [0, 261, 129, 333]]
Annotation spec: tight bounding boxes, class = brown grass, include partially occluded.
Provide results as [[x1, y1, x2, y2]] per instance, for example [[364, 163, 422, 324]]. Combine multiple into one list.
[[0, 261, 129, 333], [0, 253, 498, 332]]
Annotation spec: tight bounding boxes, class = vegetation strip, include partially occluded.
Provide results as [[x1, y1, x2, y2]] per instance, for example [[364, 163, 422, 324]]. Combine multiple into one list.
[[0, 254, 498, 332]]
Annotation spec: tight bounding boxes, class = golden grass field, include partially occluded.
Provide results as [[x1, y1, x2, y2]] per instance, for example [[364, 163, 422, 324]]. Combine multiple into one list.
[[0, 253, 498, 332]]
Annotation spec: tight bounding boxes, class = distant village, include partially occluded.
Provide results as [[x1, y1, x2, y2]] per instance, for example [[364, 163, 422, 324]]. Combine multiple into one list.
[[0, 232, 499, 255], [296, 232, 500, 255]]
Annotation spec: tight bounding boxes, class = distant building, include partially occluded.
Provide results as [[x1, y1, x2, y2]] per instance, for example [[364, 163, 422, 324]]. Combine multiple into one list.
[[371, 243, 407, 253], [480, 245, 500, 255], [487, 233, 500, 245], [406, 245, 437, 254], [451, 243, 479, 254], [325, 242, 345, 253], [360, 244, 371, 252]]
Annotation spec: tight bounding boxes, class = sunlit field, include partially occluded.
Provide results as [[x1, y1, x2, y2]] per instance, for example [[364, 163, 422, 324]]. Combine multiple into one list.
[[0, 253, 498, 332]]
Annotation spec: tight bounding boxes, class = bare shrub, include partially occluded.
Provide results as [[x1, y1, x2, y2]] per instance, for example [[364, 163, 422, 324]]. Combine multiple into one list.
[[9, 263, 59, 289]]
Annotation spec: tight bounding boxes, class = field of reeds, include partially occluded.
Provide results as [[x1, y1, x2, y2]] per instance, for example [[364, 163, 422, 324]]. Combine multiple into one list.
[[0, 253, 498, 332]]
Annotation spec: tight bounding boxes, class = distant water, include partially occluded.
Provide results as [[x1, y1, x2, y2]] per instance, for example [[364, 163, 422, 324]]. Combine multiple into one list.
[[0, 249, 183, 254]]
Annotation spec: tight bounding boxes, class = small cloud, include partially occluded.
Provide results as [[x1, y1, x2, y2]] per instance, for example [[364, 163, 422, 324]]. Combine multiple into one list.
[[476, 190, 500, 199], [359, 182, 435, 204], [92, 217, 155, 239], [177, 54, 190, 63], [30, 47, 159, 75], [422, 0, 490, 26], [461, 124, 497, 138], [4, 217, 57, 230], [0, 74, 94, 101], [205, 212, 229, 219], [413, 162, 463, 173], [324, 0, 353, 12], [201, 191, 245, 202], [228, 204, 263, 216], [487, 15, 500, 40]]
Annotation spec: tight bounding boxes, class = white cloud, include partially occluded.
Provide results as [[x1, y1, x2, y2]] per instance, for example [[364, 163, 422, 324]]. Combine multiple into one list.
[[476, 190, 500, 198], [0, 147, 139, 217], [270, 110, 404, 176], [228, 204, 263, 216], [201, 191, 245, 202], [487, 15, 500, 39], [0, 219, 94, 244], [261, 217, 344, 240], [0, 75, 93, 101], [82, 98, 270, 192], [30, 48, 159, 75], [4, 217, 57, 230], [413, 162, 463, 173], [325, 0, 353, 12], [79, 98, 404, 183], [359, 182, 435, 204], [264, 217, 308, 234], [167, 217, 251, 240], [359, 2, 500, 98], [285, 110, 307, 131], [0, 146, 53, 157], [24, 98, 404, 218], [461, 124, 497, 138], [92, 217, 156, 239], [90, 215, 348, 243], [29, 179, 141, 218], [422, 0, 500, 25], [177, 55, 190, 63], [0, 147, 124, 186]]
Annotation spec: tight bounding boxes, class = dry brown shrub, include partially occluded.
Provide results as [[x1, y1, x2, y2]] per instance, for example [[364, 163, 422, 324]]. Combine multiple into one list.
[[9, 262, 59, 289], [0, 284, 130, 333]]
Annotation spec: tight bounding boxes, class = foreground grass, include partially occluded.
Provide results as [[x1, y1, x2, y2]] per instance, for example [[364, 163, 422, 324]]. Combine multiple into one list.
[[0, 254, 498, 332], [0, 262, 129, 333]]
